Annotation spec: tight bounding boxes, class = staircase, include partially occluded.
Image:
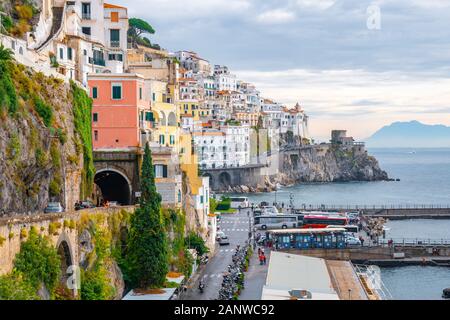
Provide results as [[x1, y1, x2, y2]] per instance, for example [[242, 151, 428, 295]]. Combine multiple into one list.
[[36, 6, 64, 52]]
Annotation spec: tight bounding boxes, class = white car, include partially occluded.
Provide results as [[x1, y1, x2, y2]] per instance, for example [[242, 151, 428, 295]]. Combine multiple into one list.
[[216, 231, 225, 241], [346, 236, 362, 246], [261, 206, 279, 215]]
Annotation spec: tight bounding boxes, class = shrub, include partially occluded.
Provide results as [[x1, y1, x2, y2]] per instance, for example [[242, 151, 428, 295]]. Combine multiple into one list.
[[33, 96, 53, 127], [49, 174, 62, 197], [6, 133, 21, 162], [35, 148, 48, 167], [13, 229, 61, 294], [216, 197, 231, 211], [0, 272, 40, 300], [185, 232, 209, 256]]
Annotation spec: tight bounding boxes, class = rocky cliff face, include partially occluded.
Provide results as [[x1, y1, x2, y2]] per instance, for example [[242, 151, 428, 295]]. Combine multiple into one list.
[[227, 144, 388, 194], [0, 61, 93, 216], [274, 144, 388, 185]]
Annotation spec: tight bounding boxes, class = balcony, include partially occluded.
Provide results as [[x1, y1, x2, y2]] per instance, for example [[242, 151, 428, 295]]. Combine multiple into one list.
[[110, 40, 120, 48], [89, 57, 106, 67], [82, 13, 91, 20]]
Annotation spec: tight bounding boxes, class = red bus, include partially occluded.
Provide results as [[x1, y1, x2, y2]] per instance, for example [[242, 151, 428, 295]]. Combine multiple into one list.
[[302, 215, 349, 229]]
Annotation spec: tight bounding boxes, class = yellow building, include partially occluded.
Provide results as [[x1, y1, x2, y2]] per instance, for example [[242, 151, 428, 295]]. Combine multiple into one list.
[[178, 100, 202, 120]]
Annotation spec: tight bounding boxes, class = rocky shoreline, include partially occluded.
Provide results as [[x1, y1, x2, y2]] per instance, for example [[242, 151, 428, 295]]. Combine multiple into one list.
[[219, 144, 389, 194]]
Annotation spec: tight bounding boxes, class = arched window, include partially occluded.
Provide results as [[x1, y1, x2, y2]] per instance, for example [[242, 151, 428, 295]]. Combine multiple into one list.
[[160, 111, 166, 126], [168, 112, 177, 126]]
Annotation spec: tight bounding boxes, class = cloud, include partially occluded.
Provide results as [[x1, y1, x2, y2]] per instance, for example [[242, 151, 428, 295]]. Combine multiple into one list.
[[296, 0, 336, 10], [255, 9, 296, 24], [235, 68, 450, 139]]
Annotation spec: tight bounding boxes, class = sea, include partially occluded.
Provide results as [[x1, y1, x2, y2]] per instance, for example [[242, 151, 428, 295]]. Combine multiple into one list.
[[239, 148, 450, 299]]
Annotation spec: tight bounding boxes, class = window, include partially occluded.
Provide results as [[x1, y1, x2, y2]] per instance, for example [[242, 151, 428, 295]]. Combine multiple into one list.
[[154, 165, 168, 178], [83, 49, 87, 56], [110, 29, 120, 47], [170, 135, 175, 145], [139, 87, 142, 100], [178, 190, 182, 203], [82, 3, 91, 19], [94, 130, 98, 141], [82, 27, 91, 35], [92, 87, 98, 99], [112, 84, 122, 100], [152, 93, 156, 101], [111, 11, 119, 23], [145, 112, 153, 121], [67, 47, 73, 60], [200, 195, 204, 204], [59, 48, 64, 60], [93, 113, 98, 122], [159, 135, 165, 145]]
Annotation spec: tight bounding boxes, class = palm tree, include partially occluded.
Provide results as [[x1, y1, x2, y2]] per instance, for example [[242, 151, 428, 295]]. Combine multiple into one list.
[[0, 44, 13, 61]]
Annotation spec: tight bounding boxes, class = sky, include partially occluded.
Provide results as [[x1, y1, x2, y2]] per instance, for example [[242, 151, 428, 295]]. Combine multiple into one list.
[[121, 0, 450, 141]]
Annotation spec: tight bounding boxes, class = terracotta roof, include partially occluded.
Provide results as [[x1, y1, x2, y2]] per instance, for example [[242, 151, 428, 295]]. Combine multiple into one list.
[[193, 131, 224, 136], [104, 3, 127, 9]]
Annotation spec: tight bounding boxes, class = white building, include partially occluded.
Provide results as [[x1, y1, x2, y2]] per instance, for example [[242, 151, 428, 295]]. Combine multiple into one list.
[[175, 50, 211, 75], [15, 0, 128, 86], [193, 125, 250, 169], [214, 65, 237, 92]]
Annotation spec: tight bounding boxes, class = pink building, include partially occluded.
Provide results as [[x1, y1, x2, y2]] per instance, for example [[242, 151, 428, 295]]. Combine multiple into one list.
[[88, 73, 153, 150]]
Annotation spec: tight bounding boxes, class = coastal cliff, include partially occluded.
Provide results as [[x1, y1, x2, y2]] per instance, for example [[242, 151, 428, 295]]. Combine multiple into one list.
[[227, 144, 388, 193], [275, 144, 388, 184], [0, 60, 93, 216]]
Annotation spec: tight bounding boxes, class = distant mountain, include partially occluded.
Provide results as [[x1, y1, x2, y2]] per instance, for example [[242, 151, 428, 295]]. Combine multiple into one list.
[[366, 121, 450, 148]]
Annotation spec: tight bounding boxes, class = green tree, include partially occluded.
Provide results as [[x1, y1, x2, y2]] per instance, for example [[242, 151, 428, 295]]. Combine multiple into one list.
[[185, 232, 209, 257], [0, 272, 40, 300], [13, 229, 61, 295], [0, 44, 13, 61], [124, 144, 169, 288], [128, 18, 155, 48]]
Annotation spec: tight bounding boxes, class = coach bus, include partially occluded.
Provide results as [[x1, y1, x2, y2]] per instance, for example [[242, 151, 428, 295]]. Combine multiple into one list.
[[302, 215, 349, 229], [230, 197, 250, 209], [254, 215, 299, 230]]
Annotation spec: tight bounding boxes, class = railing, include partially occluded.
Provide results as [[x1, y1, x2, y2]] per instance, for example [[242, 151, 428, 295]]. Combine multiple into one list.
[[110, 40, 120, 48], [89, 57, 106, 66], [82, 13, 91, 20], [353, 264, 393, 300], [378, 238, 450, 247], [296, 204, 450, 211]]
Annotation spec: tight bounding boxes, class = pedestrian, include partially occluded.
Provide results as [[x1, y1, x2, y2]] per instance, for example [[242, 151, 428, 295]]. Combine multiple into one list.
[[258, 247, 261, 256], [263, 254, 267, 265], [259, 254, 264, 265]]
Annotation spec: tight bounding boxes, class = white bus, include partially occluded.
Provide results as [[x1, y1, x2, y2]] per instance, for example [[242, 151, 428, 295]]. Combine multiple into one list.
[[230, 197, 250, 209], [254, 215, 299, 230]]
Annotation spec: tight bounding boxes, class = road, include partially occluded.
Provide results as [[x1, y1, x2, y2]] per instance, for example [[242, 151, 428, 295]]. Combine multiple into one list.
[[182, 207, 253, 300]]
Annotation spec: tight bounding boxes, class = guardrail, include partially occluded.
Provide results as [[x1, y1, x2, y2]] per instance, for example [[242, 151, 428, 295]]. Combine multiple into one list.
[[295, 204, 450, 210], [377, 238, 450, 247]]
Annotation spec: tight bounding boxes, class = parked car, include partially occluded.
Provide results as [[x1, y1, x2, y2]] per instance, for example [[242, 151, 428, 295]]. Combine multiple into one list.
[[218, 235, 230, 246], [345, 236, 362, 246], [44, 202, 64, 213], [108, 201, 120, 207], [216, 231, 225, 241], [261, 206, 279, 215]]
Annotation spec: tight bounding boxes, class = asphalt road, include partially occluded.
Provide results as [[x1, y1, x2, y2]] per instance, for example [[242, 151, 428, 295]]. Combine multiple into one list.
[[182, 208, 253, 300]]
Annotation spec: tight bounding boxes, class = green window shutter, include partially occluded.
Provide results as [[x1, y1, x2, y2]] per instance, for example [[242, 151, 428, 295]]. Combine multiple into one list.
[[92, 87, 98, 99], [145, 112, 155, 121], [112, 86, 121, 99], [159, 135, 165, 145]]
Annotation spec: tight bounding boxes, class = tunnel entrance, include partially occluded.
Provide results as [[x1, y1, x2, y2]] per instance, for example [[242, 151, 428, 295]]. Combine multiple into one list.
[[94, 170, 131, 206]]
